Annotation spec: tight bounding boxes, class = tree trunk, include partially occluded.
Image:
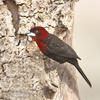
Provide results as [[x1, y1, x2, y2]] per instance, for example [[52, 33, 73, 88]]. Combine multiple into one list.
[[0, 0, 80, 100]]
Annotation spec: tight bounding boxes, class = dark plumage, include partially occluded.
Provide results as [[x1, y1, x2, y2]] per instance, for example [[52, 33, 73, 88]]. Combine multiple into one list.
[[43, 34, 81, 63]]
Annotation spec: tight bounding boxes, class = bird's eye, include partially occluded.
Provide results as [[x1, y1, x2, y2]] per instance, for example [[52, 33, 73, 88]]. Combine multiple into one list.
[[35, 30, 40, 34], [34, 29, 41, 36]]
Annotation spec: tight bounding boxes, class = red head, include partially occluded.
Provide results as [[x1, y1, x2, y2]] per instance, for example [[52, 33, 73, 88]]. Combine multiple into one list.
[[25, 26, 49, 41], [25, 26, 49, 53]]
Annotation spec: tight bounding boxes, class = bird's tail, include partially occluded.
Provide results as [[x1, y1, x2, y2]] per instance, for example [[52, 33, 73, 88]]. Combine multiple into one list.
[[69, 59, 92, 87]]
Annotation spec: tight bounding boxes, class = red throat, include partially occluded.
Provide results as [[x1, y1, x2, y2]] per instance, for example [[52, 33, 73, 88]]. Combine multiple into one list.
[[33, 37, 47, 53]]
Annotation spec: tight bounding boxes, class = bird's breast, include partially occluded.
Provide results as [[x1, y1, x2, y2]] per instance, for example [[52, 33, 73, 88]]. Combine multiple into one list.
[[35, 39, 47, 53]]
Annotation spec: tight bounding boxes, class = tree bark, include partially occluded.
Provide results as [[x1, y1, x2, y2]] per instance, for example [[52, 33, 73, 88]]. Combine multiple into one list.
[[0, 0, 80, 100]]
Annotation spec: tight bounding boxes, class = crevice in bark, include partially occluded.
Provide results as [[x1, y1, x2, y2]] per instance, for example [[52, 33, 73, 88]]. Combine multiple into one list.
[[43, 86, 56, 99], [3, 0, 19, 36], [1, 63, 6, 76], [1, 61, 11, 76], [55, 10, 71, 41]]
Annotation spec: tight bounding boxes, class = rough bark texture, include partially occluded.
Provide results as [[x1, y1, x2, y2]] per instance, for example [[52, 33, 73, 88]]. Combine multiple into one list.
[[0, 0, 79, 100]]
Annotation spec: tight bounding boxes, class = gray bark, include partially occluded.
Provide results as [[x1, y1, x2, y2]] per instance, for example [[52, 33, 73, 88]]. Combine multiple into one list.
[[0, 0, 80, 100]]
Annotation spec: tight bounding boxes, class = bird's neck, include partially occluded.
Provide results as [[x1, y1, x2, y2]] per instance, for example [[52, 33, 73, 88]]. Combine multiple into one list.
[[33, 37, 47, 53]]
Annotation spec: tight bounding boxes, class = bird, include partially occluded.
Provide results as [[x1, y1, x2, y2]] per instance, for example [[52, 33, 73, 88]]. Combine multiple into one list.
[[25, 26, 92, 87]]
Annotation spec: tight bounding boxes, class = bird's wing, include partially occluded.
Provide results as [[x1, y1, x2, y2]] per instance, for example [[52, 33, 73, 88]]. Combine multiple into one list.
[[44, 34, 81, 60]]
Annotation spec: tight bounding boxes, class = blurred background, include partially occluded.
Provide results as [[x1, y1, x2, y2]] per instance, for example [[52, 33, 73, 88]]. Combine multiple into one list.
[[73, 0, 100, 99]]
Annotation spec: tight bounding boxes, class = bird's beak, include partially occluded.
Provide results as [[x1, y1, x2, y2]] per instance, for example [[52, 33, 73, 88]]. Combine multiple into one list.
[[25, 31, 36, 37]]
